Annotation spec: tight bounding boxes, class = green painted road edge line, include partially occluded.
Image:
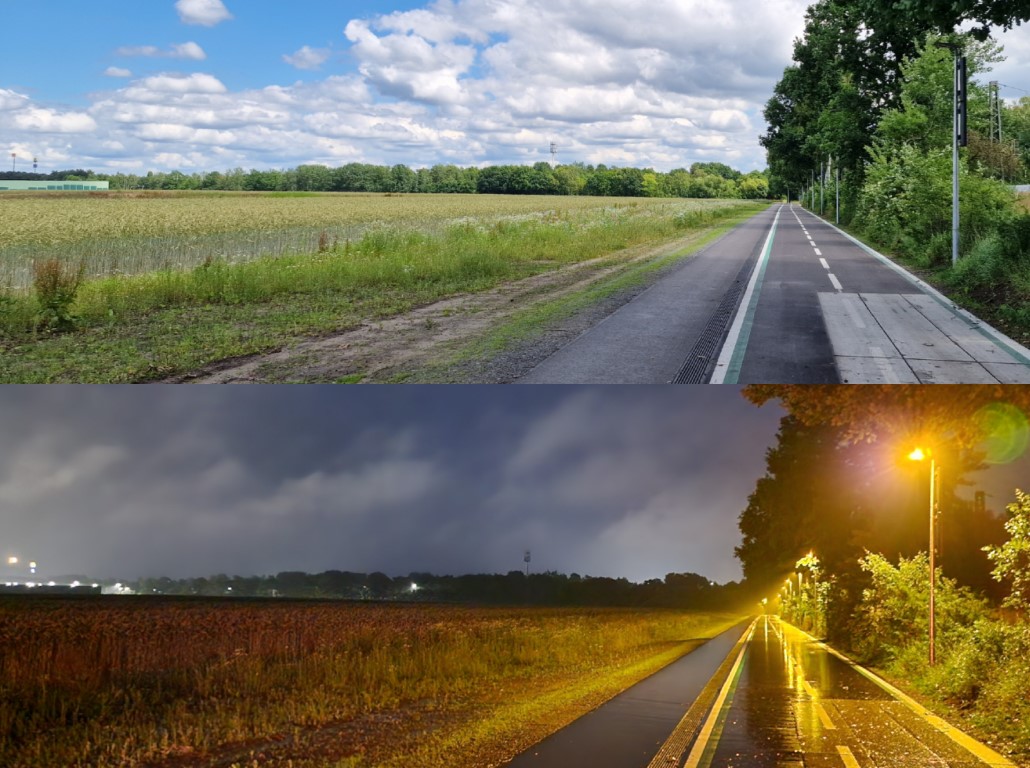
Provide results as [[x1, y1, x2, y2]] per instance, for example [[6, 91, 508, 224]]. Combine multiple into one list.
[[782, 620, 1018, 768], [682, 618, 759, 768], [710, 206, 782, 384], [694, 639, 750, 768], [795, 206, 1030, 368], [645, 620, 754, 768]]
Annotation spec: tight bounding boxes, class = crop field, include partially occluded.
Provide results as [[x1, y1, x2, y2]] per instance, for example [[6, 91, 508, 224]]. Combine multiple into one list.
[[0, 596, 740, 768], [0, 192, 765, 383], [0, 191, 747, 290]]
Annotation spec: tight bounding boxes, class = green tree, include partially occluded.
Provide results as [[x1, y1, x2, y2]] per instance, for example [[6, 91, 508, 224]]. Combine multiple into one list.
[[855, 0, 1030, 41]]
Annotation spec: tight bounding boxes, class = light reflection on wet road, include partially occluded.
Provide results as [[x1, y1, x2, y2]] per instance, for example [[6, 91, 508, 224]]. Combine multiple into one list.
[[706, 616, 995, 768], [505, 615, 1015, 768]]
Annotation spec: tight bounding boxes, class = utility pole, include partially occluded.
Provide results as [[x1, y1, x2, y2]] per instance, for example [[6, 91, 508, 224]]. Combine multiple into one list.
[[820, 160, 825, 215], [935, 42, 966, 267], [835, 160, 840, 225]]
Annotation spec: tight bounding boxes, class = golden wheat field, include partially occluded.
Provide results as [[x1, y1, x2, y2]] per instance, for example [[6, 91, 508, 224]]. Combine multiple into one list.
[[0, 595, 739, 768]]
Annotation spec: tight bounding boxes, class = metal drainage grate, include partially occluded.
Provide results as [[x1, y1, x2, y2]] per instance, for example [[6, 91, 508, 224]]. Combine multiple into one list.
[[672, 253, 758, 384]]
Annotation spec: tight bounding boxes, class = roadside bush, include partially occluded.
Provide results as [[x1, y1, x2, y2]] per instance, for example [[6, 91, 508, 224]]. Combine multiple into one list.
[[931, 618, 1011, 705], [855, 145, 1016, 266], [854, 552, 989, 663], [949, 235, 1010, 294], [33, 258, 84, 332]]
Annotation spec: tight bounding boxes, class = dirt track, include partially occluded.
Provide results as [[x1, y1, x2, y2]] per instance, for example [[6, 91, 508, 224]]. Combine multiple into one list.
[[172, 228, 717, 384]]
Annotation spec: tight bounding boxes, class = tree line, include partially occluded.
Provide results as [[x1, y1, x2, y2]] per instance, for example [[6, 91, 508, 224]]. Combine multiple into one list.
[[1, 161, 771, 199], [762, 0, 1030, 201], [122, 568, 756, 609]]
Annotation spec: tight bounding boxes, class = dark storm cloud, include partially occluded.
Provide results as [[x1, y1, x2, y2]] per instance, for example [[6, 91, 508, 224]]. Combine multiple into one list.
[[0, 387, 785, 583]]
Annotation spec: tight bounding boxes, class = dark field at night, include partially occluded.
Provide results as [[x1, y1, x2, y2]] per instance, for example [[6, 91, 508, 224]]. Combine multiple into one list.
[[0, 595, 740, 767]]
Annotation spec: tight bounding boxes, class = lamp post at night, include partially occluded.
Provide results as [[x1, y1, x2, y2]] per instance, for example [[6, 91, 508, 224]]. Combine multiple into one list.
[[908, 447, 940, 666]]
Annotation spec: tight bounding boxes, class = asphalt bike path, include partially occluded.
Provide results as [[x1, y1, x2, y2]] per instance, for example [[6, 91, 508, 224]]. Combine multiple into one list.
[[715, 204, 1030, 384], [503, 620, 751, 767], [516, 208, 777, 383], [516, 204, 1030, 384]]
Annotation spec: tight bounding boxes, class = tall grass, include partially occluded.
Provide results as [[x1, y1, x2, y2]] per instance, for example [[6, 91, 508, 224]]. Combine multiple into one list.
[[0, 200, 759, 339], [0, 192, 748, 290], [0, 597, 738, 767]]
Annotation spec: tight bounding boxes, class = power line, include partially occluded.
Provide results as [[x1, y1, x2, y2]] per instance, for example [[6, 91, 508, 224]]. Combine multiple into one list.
[[997, 81, 1030, 95]]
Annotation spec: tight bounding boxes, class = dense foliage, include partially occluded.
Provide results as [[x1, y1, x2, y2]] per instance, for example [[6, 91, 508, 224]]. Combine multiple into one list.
[[0, 161, 770, 200]]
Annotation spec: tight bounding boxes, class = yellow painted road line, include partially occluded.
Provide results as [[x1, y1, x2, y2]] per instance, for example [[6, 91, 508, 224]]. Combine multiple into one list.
[[814, 701, 837, 730], [681, 621, 757, 768], [837, 745, 862, 768], [783, 622, 1017, 768], [796, 662, 818, 698]]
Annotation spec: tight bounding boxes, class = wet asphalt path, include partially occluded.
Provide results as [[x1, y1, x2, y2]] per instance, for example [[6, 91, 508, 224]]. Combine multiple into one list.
[[704, 616, 1009, 768], [503, 620, 750, 768], [506, 615, 1015, 768]]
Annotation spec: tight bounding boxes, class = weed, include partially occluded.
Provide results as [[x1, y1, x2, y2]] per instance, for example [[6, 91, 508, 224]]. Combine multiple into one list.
[[32, 258, 84, 332]]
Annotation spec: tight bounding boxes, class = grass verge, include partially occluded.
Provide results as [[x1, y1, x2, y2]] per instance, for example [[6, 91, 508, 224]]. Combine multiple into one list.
[[410, 207, 761, 382], [0, 200, 765, 383]]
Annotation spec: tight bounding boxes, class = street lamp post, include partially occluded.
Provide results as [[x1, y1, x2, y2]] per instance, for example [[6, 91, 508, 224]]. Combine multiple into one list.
[[909, 448, 940, 665]]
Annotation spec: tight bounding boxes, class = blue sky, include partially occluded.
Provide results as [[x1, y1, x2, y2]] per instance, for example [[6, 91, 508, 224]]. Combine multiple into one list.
[[2, 0, 1029, 175]]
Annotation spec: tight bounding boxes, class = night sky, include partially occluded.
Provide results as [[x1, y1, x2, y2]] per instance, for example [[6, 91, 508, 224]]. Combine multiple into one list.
[[1, 386, 785, 583], [2, 386, 1028, 585]]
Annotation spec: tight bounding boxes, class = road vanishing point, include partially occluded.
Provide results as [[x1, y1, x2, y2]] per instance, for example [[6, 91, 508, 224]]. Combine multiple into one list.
[[516, 204, 1030, 384], [503, 616, 1016, 768]]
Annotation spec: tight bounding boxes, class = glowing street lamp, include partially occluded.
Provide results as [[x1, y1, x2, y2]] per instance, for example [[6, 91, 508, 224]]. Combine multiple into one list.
[[908, 447, 939, 666]]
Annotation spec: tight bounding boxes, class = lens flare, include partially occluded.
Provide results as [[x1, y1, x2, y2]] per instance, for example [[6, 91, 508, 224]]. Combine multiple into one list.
[[975, 403, 1030, 465]]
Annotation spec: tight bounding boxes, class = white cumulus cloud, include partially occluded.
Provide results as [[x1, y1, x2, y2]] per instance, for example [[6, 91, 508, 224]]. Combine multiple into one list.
[[12, 108, 97, 134], [116, 42, 206, 60], [0, 89, 30, 110], [104, 66, 133, 78], [175, 0, 233, 26], [137, 73, 228, 94], [283, 45, 332, 71]]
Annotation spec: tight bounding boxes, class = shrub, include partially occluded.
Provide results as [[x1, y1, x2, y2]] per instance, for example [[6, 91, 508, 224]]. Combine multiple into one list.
[[854, 552, 988, 662], [33, 258, 84, 332]]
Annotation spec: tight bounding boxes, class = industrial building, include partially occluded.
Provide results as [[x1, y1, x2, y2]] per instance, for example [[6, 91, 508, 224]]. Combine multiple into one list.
[[0, 179, 110, 191]]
